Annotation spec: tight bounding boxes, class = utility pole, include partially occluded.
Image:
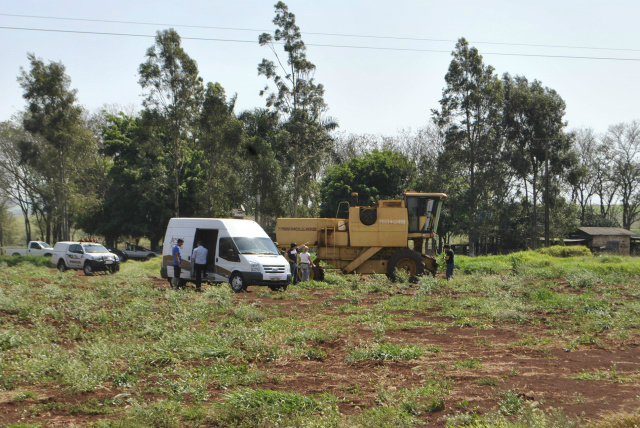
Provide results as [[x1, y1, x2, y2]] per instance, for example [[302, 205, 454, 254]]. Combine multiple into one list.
[[534, 137, 557, 248], [545, 144, 550, 247]]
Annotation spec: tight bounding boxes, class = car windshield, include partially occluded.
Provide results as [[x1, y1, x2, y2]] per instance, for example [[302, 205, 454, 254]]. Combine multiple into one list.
[[233, 237, 279, 255], [82, 244, 109, 253], [40, 242, 53, 249]]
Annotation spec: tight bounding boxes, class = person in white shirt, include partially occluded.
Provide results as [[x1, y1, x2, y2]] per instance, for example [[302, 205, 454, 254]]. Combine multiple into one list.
[[298, 246, 314, 282], [192, 241, 208, 292]]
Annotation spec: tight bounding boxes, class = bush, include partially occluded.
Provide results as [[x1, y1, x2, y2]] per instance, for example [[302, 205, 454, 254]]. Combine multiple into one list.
[[0, 255, 54, 267], [537, 245, 592, 258]]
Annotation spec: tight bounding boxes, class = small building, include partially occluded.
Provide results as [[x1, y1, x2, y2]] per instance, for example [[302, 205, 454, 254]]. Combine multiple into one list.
[[570, 227, 637, 255]]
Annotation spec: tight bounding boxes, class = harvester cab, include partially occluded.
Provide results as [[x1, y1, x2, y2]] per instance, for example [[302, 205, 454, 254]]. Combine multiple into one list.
[[276, 192, 447, 281]]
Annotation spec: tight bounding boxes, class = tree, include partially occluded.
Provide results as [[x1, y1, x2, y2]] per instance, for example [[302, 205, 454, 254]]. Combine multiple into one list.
[[239, 108, 286, 228], [192, 82, 246, 218], [502, 74, 572, 248], [18, 54, 90, 242], [97, 112, 172, 249], [605, 121, 640, 230], [0, 120, 37, 243], [139, 28, 204, 217], [320, 149, 415, 217], [258, 2, 336, 217], [432, 38, 504, 256], [569, 127, 616, 225]]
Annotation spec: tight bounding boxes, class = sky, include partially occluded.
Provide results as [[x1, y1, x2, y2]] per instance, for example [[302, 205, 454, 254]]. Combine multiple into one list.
[[1, 0, 639, 136]]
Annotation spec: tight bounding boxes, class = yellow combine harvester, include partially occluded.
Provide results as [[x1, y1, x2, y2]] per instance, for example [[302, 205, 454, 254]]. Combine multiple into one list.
[[276, 192, 447, 281]]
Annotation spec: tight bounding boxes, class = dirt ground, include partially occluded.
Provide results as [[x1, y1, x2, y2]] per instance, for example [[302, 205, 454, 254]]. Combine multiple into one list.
[[1, 272, 640, 427]]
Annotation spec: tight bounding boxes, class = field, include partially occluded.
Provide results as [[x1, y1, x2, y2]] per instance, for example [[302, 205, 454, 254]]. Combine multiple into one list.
[[1, 247, 640, 428]]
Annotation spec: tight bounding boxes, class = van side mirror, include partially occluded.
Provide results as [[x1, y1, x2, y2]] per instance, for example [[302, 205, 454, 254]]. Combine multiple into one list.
[[227, 248, 239, 261]]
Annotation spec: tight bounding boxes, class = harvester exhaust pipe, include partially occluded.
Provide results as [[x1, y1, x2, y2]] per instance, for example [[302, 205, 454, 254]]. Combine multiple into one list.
[[351, 192, 358, 206]]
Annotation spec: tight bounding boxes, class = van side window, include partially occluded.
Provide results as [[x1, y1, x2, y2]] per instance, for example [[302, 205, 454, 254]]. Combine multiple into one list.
[[219, 238, 237, 261], [70, 244, 83, 254]]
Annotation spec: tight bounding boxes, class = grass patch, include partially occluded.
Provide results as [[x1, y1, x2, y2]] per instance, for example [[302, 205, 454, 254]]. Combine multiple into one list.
[[346, 343, 425, 363]]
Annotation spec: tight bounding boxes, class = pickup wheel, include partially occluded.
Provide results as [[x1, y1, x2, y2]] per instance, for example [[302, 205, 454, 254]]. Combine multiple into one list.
[[229, 272, 246, 293], [268, 284, 288, 292], [44, 253, 52, 257], [12, 252, 20, 256], [83, 262, 94, 276], [57, 260, 67, 272]]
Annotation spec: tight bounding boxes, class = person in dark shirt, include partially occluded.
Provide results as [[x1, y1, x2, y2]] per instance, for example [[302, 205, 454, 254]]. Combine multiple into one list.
[[443, 244, 455, 280], [287, 243, 300, 285]]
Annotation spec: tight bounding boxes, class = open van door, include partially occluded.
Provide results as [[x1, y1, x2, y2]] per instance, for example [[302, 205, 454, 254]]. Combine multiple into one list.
[[191, 228, 219, 280]]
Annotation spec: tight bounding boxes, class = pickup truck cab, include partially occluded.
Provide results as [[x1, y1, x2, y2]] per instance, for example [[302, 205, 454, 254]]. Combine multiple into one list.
[[5, 241, 53, 257], [52, 242, 120, 275]]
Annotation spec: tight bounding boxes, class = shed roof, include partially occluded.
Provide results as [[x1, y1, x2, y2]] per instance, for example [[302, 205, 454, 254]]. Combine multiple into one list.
[[576, 227, 637, 236]]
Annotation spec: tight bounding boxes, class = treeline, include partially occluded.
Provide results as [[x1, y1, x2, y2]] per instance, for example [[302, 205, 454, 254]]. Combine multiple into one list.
[[1, 3, 639, 253]]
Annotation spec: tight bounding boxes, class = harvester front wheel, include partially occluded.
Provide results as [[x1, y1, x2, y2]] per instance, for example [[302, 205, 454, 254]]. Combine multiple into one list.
[[387, 249, 424, 281]]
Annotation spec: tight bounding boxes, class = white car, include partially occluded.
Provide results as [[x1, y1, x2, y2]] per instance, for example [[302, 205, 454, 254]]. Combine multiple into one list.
[[51, 242, 120, 275]]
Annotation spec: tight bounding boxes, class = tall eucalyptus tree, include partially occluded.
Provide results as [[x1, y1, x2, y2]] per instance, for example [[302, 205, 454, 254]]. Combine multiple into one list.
[[432, 38, 504, 256], [258, 2, 336, 217]]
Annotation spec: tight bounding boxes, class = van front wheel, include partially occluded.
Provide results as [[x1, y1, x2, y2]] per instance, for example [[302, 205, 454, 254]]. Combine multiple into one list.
[[229, 273, 246, 293]]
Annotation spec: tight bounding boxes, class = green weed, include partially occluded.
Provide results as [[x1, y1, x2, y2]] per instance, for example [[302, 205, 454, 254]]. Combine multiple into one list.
[[346, 343, 424, 363]]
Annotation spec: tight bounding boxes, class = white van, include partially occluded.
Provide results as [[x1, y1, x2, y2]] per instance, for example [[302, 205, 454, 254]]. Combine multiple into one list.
[[160, 218, 291, 292]]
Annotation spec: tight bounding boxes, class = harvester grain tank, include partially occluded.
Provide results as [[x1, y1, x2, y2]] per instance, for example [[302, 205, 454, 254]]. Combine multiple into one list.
[[276, 192, 447, 280]]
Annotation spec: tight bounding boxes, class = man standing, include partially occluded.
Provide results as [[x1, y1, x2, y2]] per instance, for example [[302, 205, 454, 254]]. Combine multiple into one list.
[[192, 240, 208, 292], [172, 238, 184, 289], [287, 243, 299, 285], [443, 244, 455, 280]]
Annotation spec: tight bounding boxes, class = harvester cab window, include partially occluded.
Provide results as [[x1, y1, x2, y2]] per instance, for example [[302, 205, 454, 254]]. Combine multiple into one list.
[[407, 196, 439, 234]]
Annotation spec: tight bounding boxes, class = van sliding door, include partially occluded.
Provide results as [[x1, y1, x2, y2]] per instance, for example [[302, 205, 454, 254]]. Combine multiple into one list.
[[193, 228, 218, 277]]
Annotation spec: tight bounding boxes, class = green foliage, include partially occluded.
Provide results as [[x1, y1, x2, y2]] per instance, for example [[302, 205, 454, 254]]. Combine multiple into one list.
[[320, 149, 416, 217], [498, 390, 524, 415], [0, 255, 53, 267], [209, 388, 338, 427], [346, 343, 424, 363], [17, 52, 91, 242], [258, 2, 334, 217], [566, 269, 599, 288], [537, 245, 592, 258], [432, 38, 505, 253]]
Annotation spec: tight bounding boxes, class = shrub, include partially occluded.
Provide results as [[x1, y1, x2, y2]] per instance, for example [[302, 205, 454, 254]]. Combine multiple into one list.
[[346, 343, 424, 363], [566, 269, 599, 288], [537, 245, 592, 258]]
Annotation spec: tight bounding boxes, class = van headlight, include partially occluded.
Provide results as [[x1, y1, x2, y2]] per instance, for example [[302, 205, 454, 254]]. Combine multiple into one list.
[[250, 262, 260, 272]]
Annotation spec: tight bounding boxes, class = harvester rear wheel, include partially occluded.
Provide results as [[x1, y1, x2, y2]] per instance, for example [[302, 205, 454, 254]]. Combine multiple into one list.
[[387, 249, 424, 281]]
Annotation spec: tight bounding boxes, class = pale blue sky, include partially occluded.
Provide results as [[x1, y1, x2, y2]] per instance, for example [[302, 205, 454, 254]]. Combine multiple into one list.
[[1, 0, 638, 136]]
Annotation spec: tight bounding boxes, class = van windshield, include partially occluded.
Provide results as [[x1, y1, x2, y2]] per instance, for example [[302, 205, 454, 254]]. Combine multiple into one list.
[[233, 237, 279, 255]]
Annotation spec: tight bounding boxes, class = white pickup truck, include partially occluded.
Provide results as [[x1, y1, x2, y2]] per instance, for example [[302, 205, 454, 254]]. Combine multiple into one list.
[[51, 241, 120, 275], [5, 241, 54, 257]]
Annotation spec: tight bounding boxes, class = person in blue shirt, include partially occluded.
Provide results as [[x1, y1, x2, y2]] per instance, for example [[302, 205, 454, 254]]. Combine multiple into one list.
[[192, 240, 208, 292], [171, 239, 184, 289]]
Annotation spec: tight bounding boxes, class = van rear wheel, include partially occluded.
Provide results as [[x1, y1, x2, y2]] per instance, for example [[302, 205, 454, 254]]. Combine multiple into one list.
[[229, 273, 246, 293], [58, 261, 66, 272]]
